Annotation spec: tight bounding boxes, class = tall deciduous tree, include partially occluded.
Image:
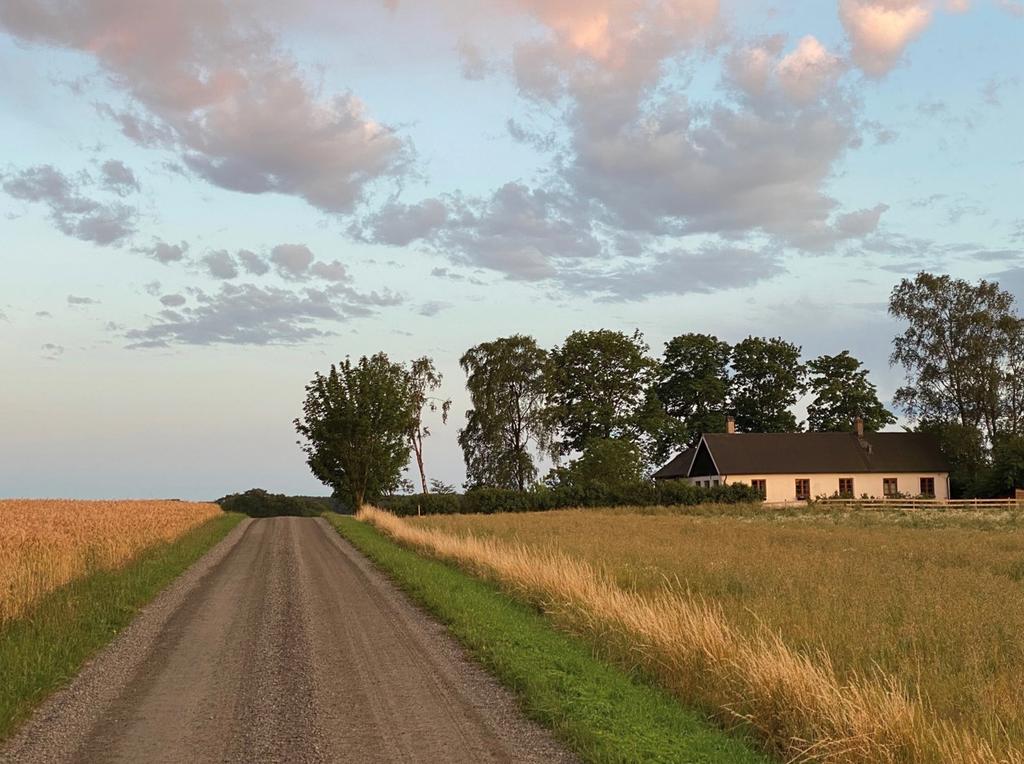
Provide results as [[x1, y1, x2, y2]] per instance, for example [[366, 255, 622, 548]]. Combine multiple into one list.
[[407, 356, 451, 495], [294, 353, 415, 508], [730, 336, 805, 432], [458, 335, 553, 490], [656, 333, 732, 446], [549, 329, 656, 455], [890, 273, 1018, 444], [806, 351, 895, 432]]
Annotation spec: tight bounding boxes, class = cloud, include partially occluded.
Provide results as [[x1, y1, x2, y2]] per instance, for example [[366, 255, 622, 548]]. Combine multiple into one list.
[[456, 38, 489, 80], [358, 198, 448, 246], [237, 249, 270, 275], [202, 250, 239, 280], [564, 96, 860, 249], [160, 293, 187, 307], [67, 294, 99, 305], [138, 240, 188, 263], [418, 300, 451, 316], [41, 343, 65, 359], [999, 0, 1024, 17], [0, 0, 408, 214], [99, 159, 139, 195], [270, 244, 315, 279], [838, 0, 931, 77], [562, 244, 785, 301], [835, 203, 890, 237], [509, 0, 718, 73], [360, 182, 601, 280], [2, 164, 135, 245], [309, 260, 350, 282], [124, 280, 402, 347], [776, 36, 845, 104]]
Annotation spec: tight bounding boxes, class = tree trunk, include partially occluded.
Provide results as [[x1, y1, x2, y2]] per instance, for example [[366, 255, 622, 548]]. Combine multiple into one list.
[[414, 434, 429, 494]]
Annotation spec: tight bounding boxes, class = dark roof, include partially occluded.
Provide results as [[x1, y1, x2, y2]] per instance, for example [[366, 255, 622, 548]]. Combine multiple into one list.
[[665, 432, 950, 477], [652, 447, 695, 479]]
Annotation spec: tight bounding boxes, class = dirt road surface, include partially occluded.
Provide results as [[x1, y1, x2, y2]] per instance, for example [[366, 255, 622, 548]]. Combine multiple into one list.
[[1, 517, 576, 764]]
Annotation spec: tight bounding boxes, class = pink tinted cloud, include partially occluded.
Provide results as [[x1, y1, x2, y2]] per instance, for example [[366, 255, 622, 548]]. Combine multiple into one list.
[[0, 0, 407, 214], [839, 0, 932, 77]]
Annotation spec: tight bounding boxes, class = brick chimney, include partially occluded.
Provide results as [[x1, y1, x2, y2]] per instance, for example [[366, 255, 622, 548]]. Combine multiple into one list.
[[854, 416, 864, 438], [726, 415, 736, 434]]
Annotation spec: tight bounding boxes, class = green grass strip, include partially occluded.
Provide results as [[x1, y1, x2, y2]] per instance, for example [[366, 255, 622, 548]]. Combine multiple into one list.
[[327, 515, 767, 764], [0, 512, 244, 741]]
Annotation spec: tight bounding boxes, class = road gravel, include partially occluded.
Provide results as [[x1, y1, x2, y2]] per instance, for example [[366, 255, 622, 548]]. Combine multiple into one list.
[[1, 517, 575, 764]]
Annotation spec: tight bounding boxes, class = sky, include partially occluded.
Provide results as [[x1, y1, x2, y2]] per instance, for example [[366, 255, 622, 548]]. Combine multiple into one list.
[[1, 0, 1022, 500]]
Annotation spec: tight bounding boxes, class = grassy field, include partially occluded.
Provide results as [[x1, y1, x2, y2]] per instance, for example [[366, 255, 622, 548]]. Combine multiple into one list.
[[326, 514, 767, 763], [358, 504, 1024, 762], [0, 501, 240, 740], [0, 499, 222, 623]]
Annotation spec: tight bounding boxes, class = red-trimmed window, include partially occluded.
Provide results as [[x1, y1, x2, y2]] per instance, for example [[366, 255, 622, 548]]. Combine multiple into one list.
[[795, 479, 810, 501], [751, 479, 767, 499], [920, 477, 936, 498], [883, 478, 898, 497], [838, 478, 854, 497]]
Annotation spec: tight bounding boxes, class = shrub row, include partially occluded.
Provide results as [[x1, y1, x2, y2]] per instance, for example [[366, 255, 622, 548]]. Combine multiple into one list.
[[376, 480, 761, 517], [216, 489, 344, 517]]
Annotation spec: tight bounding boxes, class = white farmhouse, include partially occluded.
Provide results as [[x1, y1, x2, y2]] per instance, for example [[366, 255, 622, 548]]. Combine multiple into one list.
[[653, 417, 951, 503]]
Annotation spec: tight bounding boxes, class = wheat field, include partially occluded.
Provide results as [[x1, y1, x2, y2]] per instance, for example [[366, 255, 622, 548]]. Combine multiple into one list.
[[0, 499, 221, 624], [362, 505, 1024, 763]]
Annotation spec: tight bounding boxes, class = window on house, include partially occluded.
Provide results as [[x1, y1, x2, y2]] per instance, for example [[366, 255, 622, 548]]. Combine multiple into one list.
[[883, 478, 898, 497], [712, 478, 719, 486], [838, 478, 854, 497], [795, 479, 810, 501], [704, 480, 711, 488], [920, 477, 936, 498], [751, 479, 767, 499]]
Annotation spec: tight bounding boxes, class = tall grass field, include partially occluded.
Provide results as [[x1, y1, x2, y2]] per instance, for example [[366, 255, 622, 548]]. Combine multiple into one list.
[[0, 499, 222, 624], [359, 504, 1024, 762]]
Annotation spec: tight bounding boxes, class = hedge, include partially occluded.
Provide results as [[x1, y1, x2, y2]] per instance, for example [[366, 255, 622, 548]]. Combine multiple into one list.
[[376, 481, 761, 517], [216, 489, 344, 517]]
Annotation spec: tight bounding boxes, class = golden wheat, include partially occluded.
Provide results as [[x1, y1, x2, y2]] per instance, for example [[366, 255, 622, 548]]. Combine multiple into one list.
[[361, 505, 1023, 763], [0, 499, 220, 624]]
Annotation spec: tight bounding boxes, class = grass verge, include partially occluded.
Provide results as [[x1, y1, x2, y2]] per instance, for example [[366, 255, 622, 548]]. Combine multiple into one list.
[[326, 514, 767, 764], [0, 512, 243, 741]]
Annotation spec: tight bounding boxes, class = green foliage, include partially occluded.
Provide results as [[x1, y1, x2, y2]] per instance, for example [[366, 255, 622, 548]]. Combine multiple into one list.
[[916, 421, 989, 498], [730, 336, 805, 432], [377, 492, 464, 516], [377, 480, 761, 516], [0, 514, 242, 741], [806, 351, 896, 432], [216, 489, 336, 517], [989, 435, 1024, 496], [890, 273, 1021, 442], [657, 333, 732, 452], [429, 478, 457, 494], [295, 353, 416, 507], [327, 517, 767, 764], [548, 329, 657, 455], [548, 437, 647, 496], [458, 335, 553, 490]]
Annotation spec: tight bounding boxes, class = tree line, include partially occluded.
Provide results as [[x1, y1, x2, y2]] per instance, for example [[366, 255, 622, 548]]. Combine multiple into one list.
[[294, 272, 1024, 507]]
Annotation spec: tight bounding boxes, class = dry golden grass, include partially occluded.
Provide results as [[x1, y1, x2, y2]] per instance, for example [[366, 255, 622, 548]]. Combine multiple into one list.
[[0, 499, 221, 624], [361, 505, 1024, 763]]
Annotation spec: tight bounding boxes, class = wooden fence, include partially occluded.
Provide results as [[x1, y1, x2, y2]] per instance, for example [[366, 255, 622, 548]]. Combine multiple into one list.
[[809, 497, 1021, 511]]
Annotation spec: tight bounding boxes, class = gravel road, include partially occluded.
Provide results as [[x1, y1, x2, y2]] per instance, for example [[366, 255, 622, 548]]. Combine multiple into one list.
[[1, 517, 576, 764]]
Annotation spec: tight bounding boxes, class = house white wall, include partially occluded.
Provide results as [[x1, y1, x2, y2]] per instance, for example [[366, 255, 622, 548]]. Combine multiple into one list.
[[685, 473, 950, 502]]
